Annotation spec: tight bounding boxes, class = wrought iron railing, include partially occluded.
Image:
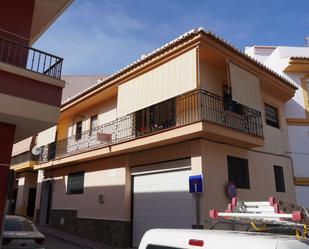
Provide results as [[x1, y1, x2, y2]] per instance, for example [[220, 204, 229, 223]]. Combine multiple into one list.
[[0, 37, 63, 79], [37, 89, 263, 163]]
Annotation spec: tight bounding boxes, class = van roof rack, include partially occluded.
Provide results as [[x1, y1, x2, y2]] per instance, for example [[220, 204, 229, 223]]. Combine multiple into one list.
[[209, 197, 309, 238]]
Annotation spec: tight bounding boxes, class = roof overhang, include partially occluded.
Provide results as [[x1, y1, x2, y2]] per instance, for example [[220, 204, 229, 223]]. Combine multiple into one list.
[[284, 57, 309, 72], [29, 0, 73, 45], [60, 28, 298, 112]]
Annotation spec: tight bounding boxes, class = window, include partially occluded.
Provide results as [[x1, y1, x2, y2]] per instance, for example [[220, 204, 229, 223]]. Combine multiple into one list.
[[265, 104, 279, 128], [89, 115, 98, 135], [223, 86, 243, 115], [274, 166, 285, 192], [67, 172, 84, 195], [227, 156, 250, 189], [75, 121, 82, 140], [4, 218, 34, 232]]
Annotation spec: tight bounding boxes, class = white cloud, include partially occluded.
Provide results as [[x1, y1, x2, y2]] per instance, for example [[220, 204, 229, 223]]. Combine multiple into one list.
[[34, 0, 157, 75]]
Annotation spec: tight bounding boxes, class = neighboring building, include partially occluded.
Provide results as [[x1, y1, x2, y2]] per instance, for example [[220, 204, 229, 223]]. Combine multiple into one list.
[[0, 0, 72, 236], [33, 28, 297, 247], [10, 75, 104, 218], [245, 44, 309, 207]]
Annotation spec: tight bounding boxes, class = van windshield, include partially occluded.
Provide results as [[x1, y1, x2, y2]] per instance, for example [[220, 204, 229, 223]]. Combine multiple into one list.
[[146, 245, 185, 249]]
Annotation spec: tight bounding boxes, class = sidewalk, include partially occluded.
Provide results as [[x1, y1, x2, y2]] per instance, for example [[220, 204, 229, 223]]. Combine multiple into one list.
[[38, 225, 115, 249]]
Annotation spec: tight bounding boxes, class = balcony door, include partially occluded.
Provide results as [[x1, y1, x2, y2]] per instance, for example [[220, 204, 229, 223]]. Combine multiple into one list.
[[135, 98, 176, 136]]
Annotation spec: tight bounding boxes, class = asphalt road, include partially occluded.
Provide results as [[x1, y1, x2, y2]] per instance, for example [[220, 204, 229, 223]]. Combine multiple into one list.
[[44, 234, 90, 249]]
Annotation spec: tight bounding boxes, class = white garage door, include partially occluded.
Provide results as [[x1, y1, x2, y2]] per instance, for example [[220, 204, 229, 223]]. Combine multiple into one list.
[[132, 159, 193, 247]]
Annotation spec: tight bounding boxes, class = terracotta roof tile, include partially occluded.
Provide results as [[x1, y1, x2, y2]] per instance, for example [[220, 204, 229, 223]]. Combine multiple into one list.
[[62, 28, 297, 107]]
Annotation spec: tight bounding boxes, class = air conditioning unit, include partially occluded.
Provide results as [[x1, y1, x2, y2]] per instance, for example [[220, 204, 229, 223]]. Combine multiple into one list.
[[97, 132, 112, 142]]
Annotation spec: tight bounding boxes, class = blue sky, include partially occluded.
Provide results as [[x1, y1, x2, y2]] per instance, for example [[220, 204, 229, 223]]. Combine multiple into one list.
[[34, 0, 309, 76]]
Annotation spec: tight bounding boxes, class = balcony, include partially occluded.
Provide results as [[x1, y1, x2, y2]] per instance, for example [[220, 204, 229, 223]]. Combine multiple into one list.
[[11, 151, 33, 166], [37, 89, 263, 164], [0, 37, 63, 79]]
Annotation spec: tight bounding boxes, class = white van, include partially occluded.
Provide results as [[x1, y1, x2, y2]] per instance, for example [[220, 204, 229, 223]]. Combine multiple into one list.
[[139, 229, 309, 249]]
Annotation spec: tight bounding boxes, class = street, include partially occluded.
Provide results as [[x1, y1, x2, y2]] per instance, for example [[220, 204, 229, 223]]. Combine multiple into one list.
[[45, 234, 89, 249]]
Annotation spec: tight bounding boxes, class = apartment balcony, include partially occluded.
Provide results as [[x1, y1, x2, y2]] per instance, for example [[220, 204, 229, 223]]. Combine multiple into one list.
[[10, 151, 35, 172], [0, 37, 65, 142], [0, 37, 63, 79], [37, 89, 264, 165]]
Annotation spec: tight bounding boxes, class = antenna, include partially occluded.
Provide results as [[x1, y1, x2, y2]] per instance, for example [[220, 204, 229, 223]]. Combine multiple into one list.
[[305, 35, 309, 47]]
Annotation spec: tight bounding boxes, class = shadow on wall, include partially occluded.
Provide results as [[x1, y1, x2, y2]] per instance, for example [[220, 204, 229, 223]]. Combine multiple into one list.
[[285, 93, 307, 119], [37, 176, 130, 247]]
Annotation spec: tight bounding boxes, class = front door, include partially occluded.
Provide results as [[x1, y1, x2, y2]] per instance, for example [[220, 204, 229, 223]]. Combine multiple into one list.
[[39, 180, 52, 225]]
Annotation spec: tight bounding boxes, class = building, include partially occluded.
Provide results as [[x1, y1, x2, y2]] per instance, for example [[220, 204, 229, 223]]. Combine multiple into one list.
[[33, 28, 297, 247], [9, 75, 105, 218], [0, 0, 72, 237], [245, 43, 309, 207]]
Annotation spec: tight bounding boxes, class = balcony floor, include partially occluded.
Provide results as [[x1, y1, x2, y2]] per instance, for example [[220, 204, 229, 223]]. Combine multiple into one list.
[[34, 121, 264, 169]]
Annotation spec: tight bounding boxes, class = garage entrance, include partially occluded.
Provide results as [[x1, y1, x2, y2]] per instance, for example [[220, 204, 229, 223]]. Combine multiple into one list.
[[132, 159, 193, 247]]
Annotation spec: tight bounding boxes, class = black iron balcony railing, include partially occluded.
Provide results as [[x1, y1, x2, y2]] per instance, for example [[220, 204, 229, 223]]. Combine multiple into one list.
[[11, 151, 34, 166], [37, 89, 263, 163], [0, 37, 63, 79]]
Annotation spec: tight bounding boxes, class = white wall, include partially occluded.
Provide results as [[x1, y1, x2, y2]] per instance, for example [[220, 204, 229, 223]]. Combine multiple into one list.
[[246, 45, 309, 207], [295, 186, 309, 208], [288, 125, 309, 177]]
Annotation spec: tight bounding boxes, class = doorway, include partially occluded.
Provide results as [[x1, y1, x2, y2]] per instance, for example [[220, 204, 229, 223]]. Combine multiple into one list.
[[26, 188, 36, 217], [39, 180, 52, 225]]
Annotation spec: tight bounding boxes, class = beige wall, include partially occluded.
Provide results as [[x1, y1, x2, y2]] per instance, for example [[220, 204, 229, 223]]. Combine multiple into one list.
[[46, 138, 295, 224], [199, 139, 295, 226], [199, 59, 290, 156], [127, 139, 295, 226], [258, 92, 290, 155], [199, 61, 226, 96], [47, 156, 129, 221], [15, 172, 37, 216], [117, 48, 197, 117], [67, 96, 117, 137]]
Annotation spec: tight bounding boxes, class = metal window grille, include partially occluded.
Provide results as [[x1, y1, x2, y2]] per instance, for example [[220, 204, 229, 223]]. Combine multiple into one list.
[[67, 172, 84, 195]]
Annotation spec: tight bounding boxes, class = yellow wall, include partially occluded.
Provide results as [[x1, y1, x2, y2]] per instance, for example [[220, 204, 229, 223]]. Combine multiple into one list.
[[57, 118, 71, 141]]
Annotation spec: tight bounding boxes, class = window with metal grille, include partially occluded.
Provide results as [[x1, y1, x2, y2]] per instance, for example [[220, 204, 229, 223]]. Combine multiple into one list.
[[67, 172, 84, 195], [274, 166, 285, 192], [227, 156, 250, 189], [265, 104, 279, 128], [75, 121, 82, 140]]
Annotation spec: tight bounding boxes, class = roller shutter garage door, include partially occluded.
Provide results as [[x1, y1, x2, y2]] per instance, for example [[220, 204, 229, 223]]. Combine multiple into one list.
[[132, 159, 193, 247]]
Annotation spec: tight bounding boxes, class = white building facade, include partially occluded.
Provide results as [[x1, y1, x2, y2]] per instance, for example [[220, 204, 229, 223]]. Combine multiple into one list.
[[246, 45, 309, 207]]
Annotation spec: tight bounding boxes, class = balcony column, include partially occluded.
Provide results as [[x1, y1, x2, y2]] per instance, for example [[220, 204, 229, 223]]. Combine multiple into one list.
[[0, 122, 16, 242], [190, 139, 206, 229]]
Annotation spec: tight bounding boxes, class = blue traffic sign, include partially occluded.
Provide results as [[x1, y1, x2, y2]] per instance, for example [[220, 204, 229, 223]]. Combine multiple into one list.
[[189, 175, 203, 193]]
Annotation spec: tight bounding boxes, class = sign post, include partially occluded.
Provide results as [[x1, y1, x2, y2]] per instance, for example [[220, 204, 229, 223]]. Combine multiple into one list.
[[189, 175, 203, 229]]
